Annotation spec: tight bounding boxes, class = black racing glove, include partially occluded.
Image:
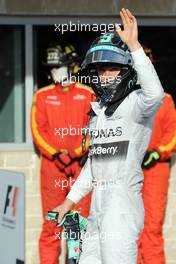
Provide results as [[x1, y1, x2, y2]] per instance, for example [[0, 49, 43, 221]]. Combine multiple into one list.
[[63, 213, 80, 240], [142, 150, 160, 169]]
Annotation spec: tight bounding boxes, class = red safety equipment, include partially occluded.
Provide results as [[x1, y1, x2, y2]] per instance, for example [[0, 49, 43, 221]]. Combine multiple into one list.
[[31, 82, 94, 264], [138, 93, 176, 264]]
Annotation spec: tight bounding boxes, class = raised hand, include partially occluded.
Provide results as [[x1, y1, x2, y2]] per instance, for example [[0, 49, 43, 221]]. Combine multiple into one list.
[[115, 8, 141, 52]]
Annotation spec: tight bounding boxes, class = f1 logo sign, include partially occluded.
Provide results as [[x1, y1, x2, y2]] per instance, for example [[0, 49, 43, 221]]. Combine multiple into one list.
[[4, 185, 19, 218]]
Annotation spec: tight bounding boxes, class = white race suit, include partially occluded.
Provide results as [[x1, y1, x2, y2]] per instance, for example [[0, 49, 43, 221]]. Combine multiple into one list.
[[67, 48, 164, 264]]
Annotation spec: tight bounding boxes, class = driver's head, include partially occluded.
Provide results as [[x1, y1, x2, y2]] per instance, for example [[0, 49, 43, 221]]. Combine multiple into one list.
[[81, 32, 137, 104]]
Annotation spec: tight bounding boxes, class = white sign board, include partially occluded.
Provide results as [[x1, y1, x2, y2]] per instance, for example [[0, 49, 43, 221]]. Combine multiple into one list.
[[0, 170, 25, 264]]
